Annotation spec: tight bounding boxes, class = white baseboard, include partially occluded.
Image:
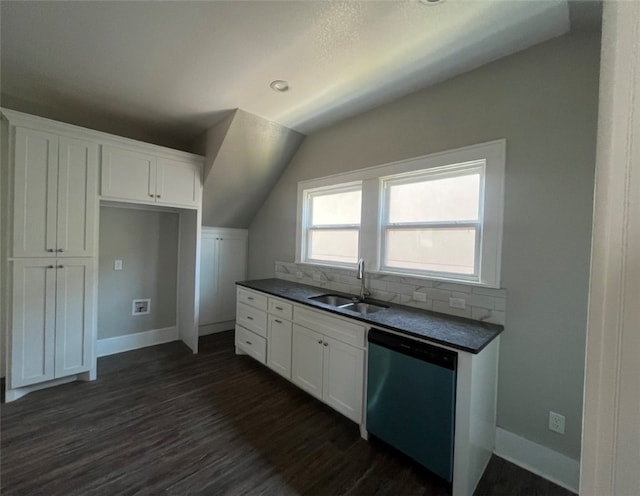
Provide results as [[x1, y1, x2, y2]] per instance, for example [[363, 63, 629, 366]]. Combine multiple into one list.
[[97, 326, 178, 357], [199, 320, 235, 336], [5, 370, 96, 402], [494, 427, 580, 493]]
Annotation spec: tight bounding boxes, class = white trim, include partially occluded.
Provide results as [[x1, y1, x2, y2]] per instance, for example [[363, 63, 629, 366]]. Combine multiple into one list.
[[199, 321, 235, 336], [201, 226, 249, 240], [96, 326, 178, 357], [295, 139, 505, 287], [4, 376, 89, 403], [581, 3, 640, 495], [494, 427, 580, 493]]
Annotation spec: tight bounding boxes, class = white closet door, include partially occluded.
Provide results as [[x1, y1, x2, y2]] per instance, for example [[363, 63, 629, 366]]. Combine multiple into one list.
[[199, 234, 218, 325], [215, 234, 248, 322]]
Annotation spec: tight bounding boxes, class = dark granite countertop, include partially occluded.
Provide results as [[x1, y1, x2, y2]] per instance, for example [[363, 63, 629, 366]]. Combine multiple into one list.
[[237, 278, 502, 354]]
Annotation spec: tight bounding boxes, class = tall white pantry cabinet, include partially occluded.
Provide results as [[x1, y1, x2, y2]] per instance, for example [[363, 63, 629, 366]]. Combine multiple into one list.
[[2, 116, 99, 400], [1, 109, 204, 402]]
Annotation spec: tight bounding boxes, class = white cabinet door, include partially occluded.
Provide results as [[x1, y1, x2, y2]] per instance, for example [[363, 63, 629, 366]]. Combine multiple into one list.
[[291, 324, 324, 400], [101, 145, 156, 202], [56, 137, 98, 257], [200, 229, 247, 326], [13, 127, 59, 257], [199, 234, 218, 325], [12, 129, 98, 258], [323, 336, 365, 423], [267, 316, 292, 379], [157, 158, 201, 207], [54, 259, 95, 378], [215, 234, 247, 322], [11, 259, 57, 388]]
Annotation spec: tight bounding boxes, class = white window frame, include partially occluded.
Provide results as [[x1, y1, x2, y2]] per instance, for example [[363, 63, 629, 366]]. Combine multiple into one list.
[[298, 181, 362, 267], [295, 139, 505, 287], [380, 161, 486, 281]]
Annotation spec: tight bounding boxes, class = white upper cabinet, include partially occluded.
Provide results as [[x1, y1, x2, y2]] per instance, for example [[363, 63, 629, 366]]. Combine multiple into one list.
[[100, 146, 156, 203], [13, 127, 98, 258], [101, 145, 202, 208], [157, 158, 201, 207]]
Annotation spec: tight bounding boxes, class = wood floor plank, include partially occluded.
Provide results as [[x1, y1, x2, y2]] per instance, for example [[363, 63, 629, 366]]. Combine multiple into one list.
[[2, 331, 574, 496]]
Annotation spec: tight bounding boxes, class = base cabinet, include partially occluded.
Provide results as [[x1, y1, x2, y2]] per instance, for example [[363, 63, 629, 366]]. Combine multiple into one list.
[[291, 325, 364, 423], [11, 258, 95, 389], [236, 286, 366, 426]]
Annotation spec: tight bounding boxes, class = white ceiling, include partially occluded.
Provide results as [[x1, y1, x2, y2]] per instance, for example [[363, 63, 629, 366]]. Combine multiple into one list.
[[1, 1, 594, 152]]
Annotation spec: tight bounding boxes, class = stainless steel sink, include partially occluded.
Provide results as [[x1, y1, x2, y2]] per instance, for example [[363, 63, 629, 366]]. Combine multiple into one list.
[[308, 294, 354, 307], [339, 302, 388, 314]]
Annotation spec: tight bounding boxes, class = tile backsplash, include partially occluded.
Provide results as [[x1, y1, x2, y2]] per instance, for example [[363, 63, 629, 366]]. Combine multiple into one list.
[[274, 261, 506, 325]]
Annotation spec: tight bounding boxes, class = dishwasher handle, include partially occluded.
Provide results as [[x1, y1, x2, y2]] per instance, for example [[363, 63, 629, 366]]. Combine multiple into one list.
[[368, 328, 457, 371]]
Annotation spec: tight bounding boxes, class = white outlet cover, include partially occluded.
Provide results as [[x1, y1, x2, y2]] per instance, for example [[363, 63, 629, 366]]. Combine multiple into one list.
[[114, 259, 123, 271], [449, 297, 466, 309], [296, 271, 303, 279], [413, 291, 427, 302], [549, 411, 566, 434]]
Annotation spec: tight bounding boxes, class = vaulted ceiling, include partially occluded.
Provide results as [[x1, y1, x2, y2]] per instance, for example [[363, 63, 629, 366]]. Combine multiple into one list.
[[0, 1, 600, 153]]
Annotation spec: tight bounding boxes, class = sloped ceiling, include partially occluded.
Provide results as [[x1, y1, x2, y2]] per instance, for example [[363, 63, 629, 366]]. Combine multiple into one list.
[[0, 0, 580, 151], [201, 110, 305, 228], [0, 1, 600, 229]]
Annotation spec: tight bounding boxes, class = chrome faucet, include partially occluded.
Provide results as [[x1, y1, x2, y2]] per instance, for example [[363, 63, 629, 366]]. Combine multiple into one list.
[[356, 258, 370, 302]]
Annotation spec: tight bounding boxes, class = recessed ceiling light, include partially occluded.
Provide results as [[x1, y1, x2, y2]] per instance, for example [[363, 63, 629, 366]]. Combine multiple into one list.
[[418, 0, 445, 5], [270, 80, 289, 92]]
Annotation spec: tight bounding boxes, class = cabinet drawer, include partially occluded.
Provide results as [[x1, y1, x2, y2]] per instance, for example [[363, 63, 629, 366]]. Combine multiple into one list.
[[268, 297, 293, 321], [294, 306, 366, 348], [236, 302, 267, 337], [235, 325, 266, 364], [237, 287, 268, 310]]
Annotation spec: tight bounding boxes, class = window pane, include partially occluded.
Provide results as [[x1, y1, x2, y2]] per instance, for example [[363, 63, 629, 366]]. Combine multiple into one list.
[[308, 229, 359, 263], [388, 173, 480, 223], [385, 228, 476, 275], [311, 190, 361, 225]]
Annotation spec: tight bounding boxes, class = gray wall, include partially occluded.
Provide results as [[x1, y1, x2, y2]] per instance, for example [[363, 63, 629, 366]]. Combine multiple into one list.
[[98, 207, 178, 339], [248, 32, 600, 460], [200, 109, 305, 228]]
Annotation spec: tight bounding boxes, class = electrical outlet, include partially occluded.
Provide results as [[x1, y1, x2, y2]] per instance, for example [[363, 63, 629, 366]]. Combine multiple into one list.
[[114, 259, 123, 271], [313, 273, 323, 282], [549, 411, 566, 434], [449, 297, 466, 309], [413, 291, 427, 302], [296, 271, 303, 279]]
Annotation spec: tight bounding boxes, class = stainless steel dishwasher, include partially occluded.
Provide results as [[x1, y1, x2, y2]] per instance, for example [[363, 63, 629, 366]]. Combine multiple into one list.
[[366, 329, 457, 482]]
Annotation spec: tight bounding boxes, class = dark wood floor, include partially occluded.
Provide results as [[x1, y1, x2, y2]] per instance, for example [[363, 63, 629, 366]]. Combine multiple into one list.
[[1, 331, 575, 496]]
